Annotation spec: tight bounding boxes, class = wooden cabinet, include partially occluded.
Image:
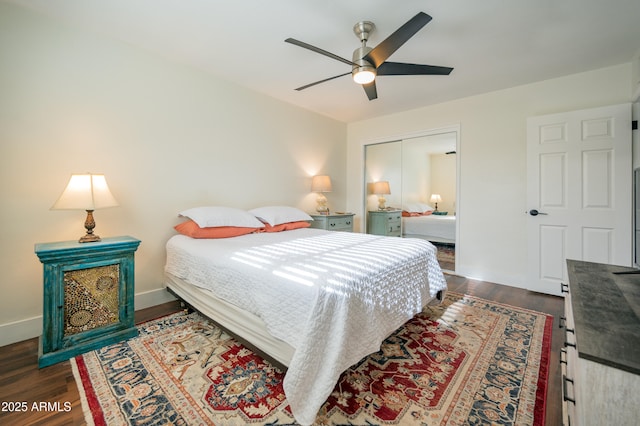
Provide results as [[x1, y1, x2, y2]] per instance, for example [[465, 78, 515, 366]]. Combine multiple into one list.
[[561, 260, 640, 425], [367, 210, 402, 237], [35, 236, 140, 368], [309, 213, 354, 232]]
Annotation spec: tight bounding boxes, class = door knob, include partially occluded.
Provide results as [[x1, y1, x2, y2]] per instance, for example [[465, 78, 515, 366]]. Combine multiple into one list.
[[529, 209, 548, 216]]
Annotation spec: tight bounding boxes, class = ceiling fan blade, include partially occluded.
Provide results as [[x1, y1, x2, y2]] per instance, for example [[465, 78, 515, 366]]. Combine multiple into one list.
[[362, 81, 378, 100], [294, 72, 352, 91], [285, 38, 356, 66], [364, 12, 432, 68], [377, 61, 453, 76]]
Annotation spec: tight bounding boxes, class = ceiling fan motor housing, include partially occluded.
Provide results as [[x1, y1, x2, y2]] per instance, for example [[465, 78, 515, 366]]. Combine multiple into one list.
[[352, 45, 376, 82]]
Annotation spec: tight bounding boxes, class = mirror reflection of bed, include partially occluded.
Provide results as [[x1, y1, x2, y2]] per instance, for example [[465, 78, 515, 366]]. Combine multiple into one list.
[[403, 211, 456, 270], [364, 130, 458, 272]]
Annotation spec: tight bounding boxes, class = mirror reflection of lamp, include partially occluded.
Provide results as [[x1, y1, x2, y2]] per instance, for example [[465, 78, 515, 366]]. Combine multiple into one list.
[[51, 173, 119, 243], [373, 181, 391, 210], [430, 193, 442, 212], [311, 175, 332, 214]]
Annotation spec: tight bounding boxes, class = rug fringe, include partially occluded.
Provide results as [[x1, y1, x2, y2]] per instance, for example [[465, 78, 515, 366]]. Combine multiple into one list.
[[533, 312, 554, 426], [70, 357, 96, 426]]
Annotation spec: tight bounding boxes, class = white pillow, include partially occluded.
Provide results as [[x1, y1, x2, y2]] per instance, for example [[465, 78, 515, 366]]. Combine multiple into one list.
[[417, 203, 435, 212], [248, 206, 313, 226], [403, 203, 434, 213], [179, 206, 264, 228]]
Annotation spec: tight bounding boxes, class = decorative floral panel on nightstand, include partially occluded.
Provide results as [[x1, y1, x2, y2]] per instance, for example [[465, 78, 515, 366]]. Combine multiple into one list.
[[63, 264, 120, 336]]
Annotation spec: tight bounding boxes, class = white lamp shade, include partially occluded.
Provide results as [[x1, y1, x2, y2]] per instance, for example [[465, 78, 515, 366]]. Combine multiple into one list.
[[373, 181, 391, 195], [430, 193, 442, 203], [311, 175, 332, 193], [51, 174, 119, 210]]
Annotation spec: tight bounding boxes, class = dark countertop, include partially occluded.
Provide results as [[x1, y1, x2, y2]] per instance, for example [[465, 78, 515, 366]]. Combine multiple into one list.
[[567, 259, 640, 375]]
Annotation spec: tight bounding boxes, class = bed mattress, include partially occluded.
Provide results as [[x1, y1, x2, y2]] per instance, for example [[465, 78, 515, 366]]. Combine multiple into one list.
[[165, 228, 446, 425]]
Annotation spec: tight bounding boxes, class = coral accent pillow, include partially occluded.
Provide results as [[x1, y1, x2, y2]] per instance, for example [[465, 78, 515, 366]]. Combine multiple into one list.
[[402, 210, 433, 217], [402, 203, 434, 214], [174, 220, 260, 239], [262, 221, 311, 232]]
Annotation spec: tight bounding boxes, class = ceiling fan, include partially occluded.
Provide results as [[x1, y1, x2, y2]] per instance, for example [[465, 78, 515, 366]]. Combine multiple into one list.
[[285, 12, 453, 101]]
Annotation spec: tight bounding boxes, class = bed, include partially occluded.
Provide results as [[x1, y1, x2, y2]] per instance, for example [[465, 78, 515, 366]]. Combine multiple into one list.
[[164, 210, 447, 425], [402, 213, 456, 243]]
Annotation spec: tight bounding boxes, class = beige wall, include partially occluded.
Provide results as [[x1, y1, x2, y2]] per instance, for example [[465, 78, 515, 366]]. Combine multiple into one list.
[[0, 3, 346, 345], [347, 63, 634, 286]]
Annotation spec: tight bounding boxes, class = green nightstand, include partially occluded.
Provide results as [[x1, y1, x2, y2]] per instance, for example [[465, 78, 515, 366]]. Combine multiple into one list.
[[367, 210, 402, 237], [35, 236, 140, 368], [309, 213, 355, 232]]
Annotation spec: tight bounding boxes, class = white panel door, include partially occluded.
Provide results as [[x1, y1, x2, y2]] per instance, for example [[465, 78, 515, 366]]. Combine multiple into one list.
[[527, 104, 632, 295]]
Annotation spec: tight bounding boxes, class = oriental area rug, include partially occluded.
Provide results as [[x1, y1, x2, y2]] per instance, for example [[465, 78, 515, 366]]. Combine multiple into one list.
[[71, 292, 552, 425], [432, 242, 455, 271]]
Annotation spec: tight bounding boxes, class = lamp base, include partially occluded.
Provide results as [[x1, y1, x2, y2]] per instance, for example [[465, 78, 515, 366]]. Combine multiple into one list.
[[79, 210, 101, 243], [316, 194, 329, 214], [79, 233, 101, 243], [377, 195, 387, 210]]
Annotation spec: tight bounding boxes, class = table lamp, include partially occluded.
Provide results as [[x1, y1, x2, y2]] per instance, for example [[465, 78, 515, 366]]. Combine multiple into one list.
[[51, 173, 119, 243], [430, 193, 442, 212]]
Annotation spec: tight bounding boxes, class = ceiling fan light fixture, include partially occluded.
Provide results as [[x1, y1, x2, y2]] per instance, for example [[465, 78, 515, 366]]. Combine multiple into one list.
[[353, 67, 376, 84]]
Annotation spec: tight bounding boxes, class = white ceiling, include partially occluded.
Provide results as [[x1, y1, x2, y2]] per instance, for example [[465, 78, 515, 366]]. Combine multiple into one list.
[[9, 0, 640, 123]]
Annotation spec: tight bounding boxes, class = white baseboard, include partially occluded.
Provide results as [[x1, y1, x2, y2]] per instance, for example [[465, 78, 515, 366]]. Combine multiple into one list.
[[0, 288, 176, 348], [135, 287, 177, 310], [0, 315, 41, 348], [454, 266, 525, 291]]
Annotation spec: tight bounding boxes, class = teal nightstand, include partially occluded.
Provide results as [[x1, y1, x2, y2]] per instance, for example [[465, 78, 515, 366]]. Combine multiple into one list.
[[367, 210, 402, 237], [309, 213, 355, 232], [35, 236, 140, 368]]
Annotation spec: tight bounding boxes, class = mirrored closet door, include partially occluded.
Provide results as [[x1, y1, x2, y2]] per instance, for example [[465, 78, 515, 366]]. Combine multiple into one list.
[[364, 130, 458, 271]]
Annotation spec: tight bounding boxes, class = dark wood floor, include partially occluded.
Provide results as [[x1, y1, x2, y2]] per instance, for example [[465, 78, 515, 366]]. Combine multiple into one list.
[[0, 275, 564, 425]]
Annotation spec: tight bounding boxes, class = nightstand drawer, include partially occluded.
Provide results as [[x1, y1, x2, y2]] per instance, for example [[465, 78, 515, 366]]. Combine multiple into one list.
[[327, 216, 353, 230], [309, 214, 355, 232], [386, 215, 402, 236], [386, 213, 402, 226], [367, 210, 402, 237]]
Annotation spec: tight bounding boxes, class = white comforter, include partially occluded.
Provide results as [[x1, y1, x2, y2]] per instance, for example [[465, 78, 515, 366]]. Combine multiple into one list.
[[165, 228, 447, 425]]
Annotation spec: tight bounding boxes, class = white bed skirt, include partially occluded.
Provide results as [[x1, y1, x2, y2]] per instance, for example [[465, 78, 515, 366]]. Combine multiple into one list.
[[164, 272, 294, 367], [402, 215, 456, 243], [164, 271, 446, 370]]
